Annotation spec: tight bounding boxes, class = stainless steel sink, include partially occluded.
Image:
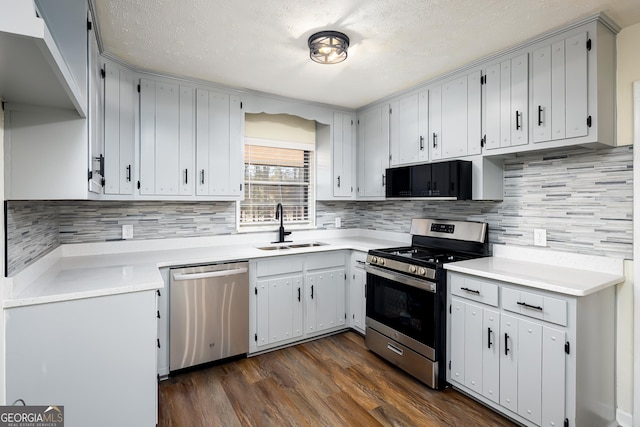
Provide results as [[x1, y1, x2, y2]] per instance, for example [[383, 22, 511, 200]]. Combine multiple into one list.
[[256, 242, 328, 250]]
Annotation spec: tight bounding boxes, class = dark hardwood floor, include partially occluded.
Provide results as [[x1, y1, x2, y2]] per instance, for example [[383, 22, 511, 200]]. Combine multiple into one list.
[[158, 331, 517, 426]]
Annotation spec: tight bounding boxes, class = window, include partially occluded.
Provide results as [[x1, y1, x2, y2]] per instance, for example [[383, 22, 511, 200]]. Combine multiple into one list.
[[238, 138, 314, 230]]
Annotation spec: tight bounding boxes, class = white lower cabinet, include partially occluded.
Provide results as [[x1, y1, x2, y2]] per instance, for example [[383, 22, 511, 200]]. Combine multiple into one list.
[[349, 251, 367, 334], [250, 252, 347, 354], [6, 291, 158, 427], [447, 271, 614, 427]]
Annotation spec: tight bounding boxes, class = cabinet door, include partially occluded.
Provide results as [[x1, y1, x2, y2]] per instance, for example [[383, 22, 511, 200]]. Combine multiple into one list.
[[441, 76, 467, 159], [316, 269, 345, 332], [256, 275, 304, 348], [499, 60, 512, 148], [350, 266, 366, 333], [390, 93, 427, 166], [500, 314, 518, 413], [467, 71, 482, 155], [429, 86, 442, 160], [551, 40, 567, 140], [484, 63, 501, 150], [195, 89, 243, 198], [517, 319, 542, 425], [542, 326, 566, 427], [565, 32, 588, 139], [449, 298, 465, 383], [464, 302, 484, 394], [103, 61, 135, 195], [140, 80, 195, 196], [482, 308, 500, 403], [532, 45, 552, 143], [333, 112, 355, 197], [357, 106, 389, 198], [510, 53, 529, 146]]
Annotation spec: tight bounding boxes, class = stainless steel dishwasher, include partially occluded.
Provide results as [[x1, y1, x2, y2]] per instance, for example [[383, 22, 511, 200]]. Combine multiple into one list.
[[169, 261, 249, 371]]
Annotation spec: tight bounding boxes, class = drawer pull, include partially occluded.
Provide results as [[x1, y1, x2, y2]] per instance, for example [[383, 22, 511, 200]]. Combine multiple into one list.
[[387, 343, 404, 356], [504, 333, 510, 356], [488, 327, 493, 349], [517, 301, 543, 311], [461, 287, 480, 295]]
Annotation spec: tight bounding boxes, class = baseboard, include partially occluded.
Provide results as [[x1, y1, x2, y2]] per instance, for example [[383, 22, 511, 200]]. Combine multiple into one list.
[[617, 408, 633, 427]]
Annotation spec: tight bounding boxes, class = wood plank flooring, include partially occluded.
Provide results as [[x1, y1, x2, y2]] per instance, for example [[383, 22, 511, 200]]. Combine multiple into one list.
[[158, 331, 517, 427]]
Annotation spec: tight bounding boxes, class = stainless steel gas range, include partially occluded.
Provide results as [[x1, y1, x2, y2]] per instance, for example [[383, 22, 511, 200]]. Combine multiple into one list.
[[365, 218, 489, 389]]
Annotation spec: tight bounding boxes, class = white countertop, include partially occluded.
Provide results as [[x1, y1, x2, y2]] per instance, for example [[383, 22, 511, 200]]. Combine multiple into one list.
[[445, 244, 625, 296], [4, 230, 409, 308]]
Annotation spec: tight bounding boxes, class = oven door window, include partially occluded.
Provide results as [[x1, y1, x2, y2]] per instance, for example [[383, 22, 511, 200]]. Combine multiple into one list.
[[366, 272, 435, 348]]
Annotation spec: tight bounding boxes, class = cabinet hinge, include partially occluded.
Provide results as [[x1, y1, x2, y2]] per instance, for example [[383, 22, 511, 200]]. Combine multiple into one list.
[[357, 119, 360, 125], [101, 178, 105, 186], [564, 418, 569, 427], [87, 20, 92, 31], [345, 312, 347, 320], [449, 360, 451, 370], [254, 287, 257, 295], [88, 170, 93, 181], [240, 183, 243, 191], [157, 310, 161, 319], [565, 341, 570, 355], [389, 107, 392, 114], [449, 304, 451, 314], [389, 154, 392, 161], [240, 101, 243, 109], [481, 75, 486, 85], [100, 67, 106, 79], [157, 289, 161, 297], [586, 116, 592, 128], [586, 39, 592, 51], [481, 135, 486, 148], [157, 373, 160, 381], [157, 339, 161, 349], [344, 273, 347, 280], [137, 181, 141, 190], [254, 333, 258, 342], [351, 120, 353, 126], [137, 84, 141, 93]]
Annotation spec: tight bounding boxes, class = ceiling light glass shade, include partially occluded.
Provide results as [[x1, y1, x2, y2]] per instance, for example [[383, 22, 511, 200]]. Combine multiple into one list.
[[308, 31, 350, 64]]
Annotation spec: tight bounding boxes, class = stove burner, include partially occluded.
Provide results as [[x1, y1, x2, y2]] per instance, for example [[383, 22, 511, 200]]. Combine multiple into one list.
[[381, 247, 464, 264]]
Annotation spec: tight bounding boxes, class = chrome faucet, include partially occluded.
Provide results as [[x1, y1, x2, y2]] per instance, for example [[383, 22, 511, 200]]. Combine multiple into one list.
[[273, 203, 292, 243]]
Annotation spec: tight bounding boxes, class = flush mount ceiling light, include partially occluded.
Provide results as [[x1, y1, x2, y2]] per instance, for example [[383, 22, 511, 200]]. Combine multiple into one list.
[[308, 31, 350, 64]]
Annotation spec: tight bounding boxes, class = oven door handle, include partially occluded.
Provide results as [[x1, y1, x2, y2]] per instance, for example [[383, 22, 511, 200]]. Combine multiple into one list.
[[365, 264, 436, 293]]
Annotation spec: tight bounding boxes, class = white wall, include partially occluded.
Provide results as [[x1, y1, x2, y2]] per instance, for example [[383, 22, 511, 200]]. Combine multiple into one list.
[[617, 23, 640, 146]]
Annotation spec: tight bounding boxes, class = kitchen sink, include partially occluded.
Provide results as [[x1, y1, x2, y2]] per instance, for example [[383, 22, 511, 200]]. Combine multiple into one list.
[[256, 242, 328, 251]]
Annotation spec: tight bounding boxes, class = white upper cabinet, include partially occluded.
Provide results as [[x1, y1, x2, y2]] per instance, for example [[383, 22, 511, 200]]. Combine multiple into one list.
[[532, 32, 589, 144], [195, 89, 244, 199], [483, 54, 529, 150], [357, 104, 390, 199], [332, 111, 356, 198], [389, 91, 428, 166], [103, 59, 136, 195], [139, 79, 195, 196], [430, 71, 482, 160]]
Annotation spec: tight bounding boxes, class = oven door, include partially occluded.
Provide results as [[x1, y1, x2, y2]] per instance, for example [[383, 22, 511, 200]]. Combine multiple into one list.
[[365, 264, 437, 359]]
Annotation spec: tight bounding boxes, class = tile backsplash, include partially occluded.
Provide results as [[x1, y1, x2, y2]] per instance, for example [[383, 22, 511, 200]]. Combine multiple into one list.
[[6, 145, 633, 276]]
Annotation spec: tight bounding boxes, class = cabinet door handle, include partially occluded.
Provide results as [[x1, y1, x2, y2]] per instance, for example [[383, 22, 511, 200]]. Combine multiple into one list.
[[311, 285, 314, 299], [419, 135, 424, 150], [537, 105, 543, 126], [337, 176, 341, 188], [517, 301, 543, 311], [200, 169, 205, 185], [298, 287, 301, 302], [515, 110, 522, 130], [433, 132, 437, 148], [504, 333, 510, 355], [126, 165, 131, 182], [461, 287, 480, 295], [184, 169, 188, 184], [488, 327, 493, 349]]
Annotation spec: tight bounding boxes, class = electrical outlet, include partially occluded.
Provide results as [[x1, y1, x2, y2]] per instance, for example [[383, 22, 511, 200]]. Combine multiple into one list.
[[335, 217, 342, 228], [533, 228, 547, 247], [122, 224, 134, 240]]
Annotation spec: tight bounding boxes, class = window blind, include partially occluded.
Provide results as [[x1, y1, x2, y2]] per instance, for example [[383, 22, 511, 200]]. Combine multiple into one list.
[[240, 143, 313, 227]]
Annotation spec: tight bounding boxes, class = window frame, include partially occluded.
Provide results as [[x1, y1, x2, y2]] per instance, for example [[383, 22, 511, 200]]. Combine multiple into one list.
[[236, 137, 316, 233]]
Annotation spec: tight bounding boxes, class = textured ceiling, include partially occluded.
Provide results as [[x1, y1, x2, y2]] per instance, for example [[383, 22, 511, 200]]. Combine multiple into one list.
[[93, 0, 640, 109]]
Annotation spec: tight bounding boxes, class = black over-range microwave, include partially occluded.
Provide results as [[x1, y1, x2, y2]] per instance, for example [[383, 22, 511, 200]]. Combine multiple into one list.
[[385, 160, 472, 200]]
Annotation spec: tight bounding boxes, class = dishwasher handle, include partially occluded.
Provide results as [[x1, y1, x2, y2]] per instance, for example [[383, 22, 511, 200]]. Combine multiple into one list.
[[172, 267, 248, 281]]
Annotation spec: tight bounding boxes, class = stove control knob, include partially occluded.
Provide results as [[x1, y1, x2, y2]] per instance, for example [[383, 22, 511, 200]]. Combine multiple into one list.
[[409, 265, 417, 274], [379, 259, 385, 266], [371, 256, 378, 264], [418, 267, 427, 276]]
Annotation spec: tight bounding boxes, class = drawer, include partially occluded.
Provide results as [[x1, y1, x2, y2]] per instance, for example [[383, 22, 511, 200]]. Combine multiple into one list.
[[256, 256, 304, 277], [502, 287, 567, 326], [306, 251, 345, 270], [449, 273, 499, 307]]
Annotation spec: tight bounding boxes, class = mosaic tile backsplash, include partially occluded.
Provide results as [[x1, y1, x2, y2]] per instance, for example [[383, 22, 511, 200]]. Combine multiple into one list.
[[6, 145, 633, 276]]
